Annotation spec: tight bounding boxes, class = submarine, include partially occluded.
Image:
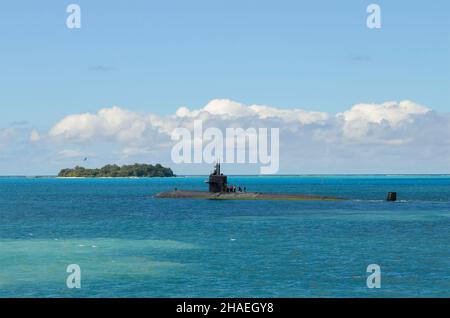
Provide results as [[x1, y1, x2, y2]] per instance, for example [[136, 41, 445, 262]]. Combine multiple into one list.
[[155, 163, 342, 201]]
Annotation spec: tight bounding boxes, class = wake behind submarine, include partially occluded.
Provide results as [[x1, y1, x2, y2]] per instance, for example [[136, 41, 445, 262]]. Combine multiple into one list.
[[155, 163, 345, 201]]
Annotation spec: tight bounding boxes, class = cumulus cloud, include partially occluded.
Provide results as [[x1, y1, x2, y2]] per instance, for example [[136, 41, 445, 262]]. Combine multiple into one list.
[[49, 106, 161, 144], [48, 99, 435, 145], [336, 100, 431, 143], [175, 99, 330, 125], [40, 99, 450, 174]]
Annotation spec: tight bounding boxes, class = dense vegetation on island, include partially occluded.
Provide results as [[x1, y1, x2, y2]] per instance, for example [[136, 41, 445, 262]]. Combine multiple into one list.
[[58, 163, 175, 178]]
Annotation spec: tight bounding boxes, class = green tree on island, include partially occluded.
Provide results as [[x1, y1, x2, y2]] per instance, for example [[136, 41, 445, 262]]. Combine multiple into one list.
[[58, 163, 175, 178]]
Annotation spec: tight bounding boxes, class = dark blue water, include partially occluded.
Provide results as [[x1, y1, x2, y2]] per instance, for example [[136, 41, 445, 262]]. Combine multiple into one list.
[[0, 176, 449, 297]]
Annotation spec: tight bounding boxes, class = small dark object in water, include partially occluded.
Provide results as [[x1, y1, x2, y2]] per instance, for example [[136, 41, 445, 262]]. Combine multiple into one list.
[[387, 192, 397, 201]]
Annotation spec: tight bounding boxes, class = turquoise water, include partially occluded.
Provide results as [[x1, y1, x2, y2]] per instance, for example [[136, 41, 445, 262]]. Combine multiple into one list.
[[0, 176, 449, 297]]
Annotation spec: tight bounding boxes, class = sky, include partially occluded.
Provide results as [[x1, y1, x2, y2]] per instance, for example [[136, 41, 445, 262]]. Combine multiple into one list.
[[0, 0, 449, 175]]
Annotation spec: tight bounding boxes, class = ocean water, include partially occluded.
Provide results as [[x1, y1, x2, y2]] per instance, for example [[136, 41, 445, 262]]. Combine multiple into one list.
[[0, 176, 449, 297]]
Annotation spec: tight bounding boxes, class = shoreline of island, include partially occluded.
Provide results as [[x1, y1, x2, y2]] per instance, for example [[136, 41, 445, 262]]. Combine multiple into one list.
[[57, 163, 175, 178]]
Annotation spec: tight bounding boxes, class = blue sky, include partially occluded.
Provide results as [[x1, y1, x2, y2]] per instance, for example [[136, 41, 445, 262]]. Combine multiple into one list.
[[1, 0, 449, 125], [0, 1, 449, 175]]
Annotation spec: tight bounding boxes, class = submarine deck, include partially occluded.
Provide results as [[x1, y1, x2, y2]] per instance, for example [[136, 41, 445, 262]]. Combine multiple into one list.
[[155, 190, 342, 201]]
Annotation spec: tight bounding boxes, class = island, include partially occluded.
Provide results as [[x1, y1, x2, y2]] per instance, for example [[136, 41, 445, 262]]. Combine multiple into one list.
[[58, 163, 175, 178]]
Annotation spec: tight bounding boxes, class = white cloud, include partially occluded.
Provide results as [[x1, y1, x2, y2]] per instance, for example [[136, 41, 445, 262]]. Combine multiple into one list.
[[35, 99, 450, 174], [249, 104, 329, 124], [338, 100, 430, 126], [49, 106, 158, 143], [46, 99, 444, 148], [174, 99, 329, 125], [337, 100, 431, 141]]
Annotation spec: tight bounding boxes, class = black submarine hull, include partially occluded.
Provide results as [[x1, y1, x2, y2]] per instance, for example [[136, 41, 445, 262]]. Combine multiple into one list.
[[155, 190, 343, 201]]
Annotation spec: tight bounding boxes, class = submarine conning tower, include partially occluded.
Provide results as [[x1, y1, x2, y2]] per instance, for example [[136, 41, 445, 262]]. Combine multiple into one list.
[[208, 163, 227, 193]]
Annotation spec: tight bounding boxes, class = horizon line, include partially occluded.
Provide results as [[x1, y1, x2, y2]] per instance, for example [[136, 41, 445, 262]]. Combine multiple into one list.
[[1, 173, 450, 178]]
